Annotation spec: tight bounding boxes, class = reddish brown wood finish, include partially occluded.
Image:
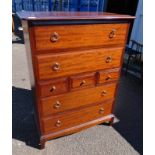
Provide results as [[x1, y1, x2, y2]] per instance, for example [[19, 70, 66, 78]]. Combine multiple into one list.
[[19, 11, 134, 149], [97, 68, 120, 84], [70, 72, 96, 90], [42, 101, 113, 134], [36, 47, 124, 80], [40, 83, 117, 116], [39, 77, 69, 97], [17, 11, 135, 21], [42, 114, 114, 141], [34, 24, 129, 51]]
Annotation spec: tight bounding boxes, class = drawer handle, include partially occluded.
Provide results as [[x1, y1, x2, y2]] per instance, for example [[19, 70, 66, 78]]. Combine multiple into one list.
[[101, 90, 107, 96], [52, 62, 60, 71], [53, 101, 61, 109], [51, 32, 59, 42], [99, 108, 104, 114], [106, 75, 111, 81], [80, 80, 86, 86], [50, 86, 56, 92], [55, 120, 61, 127], [109, 29, 116, 38], [106, 56, 112, 63]]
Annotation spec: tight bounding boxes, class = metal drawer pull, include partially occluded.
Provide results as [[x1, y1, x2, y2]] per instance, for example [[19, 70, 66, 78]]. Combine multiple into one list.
[[55, 120, 61, 127], [51, 32, 59, 42], [18, 27, 23, 31], [109, 29, 116, 38], [106, 75, 111, 81], [53, 101, 61, 109], [99, 108, 104, 114], [50, 86, 56, 92], [52, 62, 60, 71], [80, 80, 86, 86], [106, 56, 112, 63], [101, 90, 107, 96]]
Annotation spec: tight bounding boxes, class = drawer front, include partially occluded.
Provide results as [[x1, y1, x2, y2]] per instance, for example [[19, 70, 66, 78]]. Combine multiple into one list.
[[70, 73, 96, 90], [39, 78, 69, 97], [98, 69, 120, 84], [40, 83, 117, 116], [36, 47, 123, 80], [42, 101, 113, 134], [34, 24, 129, 51]]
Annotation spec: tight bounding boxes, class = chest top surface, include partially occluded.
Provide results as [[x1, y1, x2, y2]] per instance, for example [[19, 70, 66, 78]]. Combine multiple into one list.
[[17, 11, 135, 21]]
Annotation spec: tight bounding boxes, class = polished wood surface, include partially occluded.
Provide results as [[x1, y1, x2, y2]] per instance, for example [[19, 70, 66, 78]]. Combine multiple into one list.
[[40, 83, 117, 116], [34, 24, 129, 51], [36, 47, 123, 80], [70, 72, 96, 90], [42, 101, 113, 134], [19, 11, 134, 149], [42, 114, 114, 142], [97, 68, 120, 84], [17, 11, 135, 21], [39, 77, 69, 98]]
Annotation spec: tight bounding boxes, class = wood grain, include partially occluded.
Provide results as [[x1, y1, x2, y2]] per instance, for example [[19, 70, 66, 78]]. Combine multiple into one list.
[[19, 11, 134, 149], [41, 114, 114, 141], [39, 77, 69, 98], [34, 24, 129, 51], [17, 11, 135, 21], [42, 101, 114, 134], [36, 47, 124, 80], [97, 68, 120, 84], [40, 83, 117, 116], [70, 72, 96, 90]]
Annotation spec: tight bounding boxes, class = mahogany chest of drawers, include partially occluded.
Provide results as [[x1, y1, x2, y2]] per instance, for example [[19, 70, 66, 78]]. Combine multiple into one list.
[[17, 11, 134, 149]]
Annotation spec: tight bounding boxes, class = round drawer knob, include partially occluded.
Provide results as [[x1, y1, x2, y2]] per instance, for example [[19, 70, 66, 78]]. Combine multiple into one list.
[[80, 80, 86, 86], [53, 101, 61, 109], [99, 108, 104, 114], [52, 62, 60, 71], [106, 56, 112, 63], [55, 120, 61, 127], [106, 75, 111, 81], [50, 86, 56, 92], [109, 29, 116, 38], [101, 90, 107, 96], [51, 32, 59, 42]]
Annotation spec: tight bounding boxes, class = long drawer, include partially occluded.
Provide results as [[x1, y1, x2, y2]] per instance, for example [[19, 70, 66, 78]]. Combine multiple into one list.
[[40, 83, 117, 116], [42, 101, 113, 134], [36, 47, 123, 80], [33, 24, 129, 51]]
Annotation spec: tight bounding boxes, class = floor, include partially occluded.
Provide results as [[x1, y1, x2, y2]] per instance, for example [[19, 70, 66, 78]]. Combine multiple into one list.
[[12, 39, 143, 155]]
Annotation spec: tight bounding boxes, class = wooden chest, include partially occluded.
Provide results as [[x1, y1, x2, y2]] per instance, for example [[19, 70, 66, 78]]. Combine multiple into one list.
[[17, 11, 134, 149]]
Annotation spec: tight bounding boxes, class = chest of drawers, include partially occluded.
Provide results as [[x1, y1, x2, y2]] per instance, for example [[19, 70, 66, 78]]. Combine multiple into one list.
[[18, 11, 134, 149]]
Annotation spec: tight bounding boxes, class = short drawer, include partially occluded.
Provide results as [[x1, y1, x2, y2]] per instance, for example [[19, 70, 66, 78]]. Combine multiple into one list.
[[36, 47, 123, 80], [40, 83, 117, 117], [34, 23, 129, 51], [70, 73, 96, 90], [42, 101, 113, 134], [98, 69, 120, 84], [39, 78, 69, 97]]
